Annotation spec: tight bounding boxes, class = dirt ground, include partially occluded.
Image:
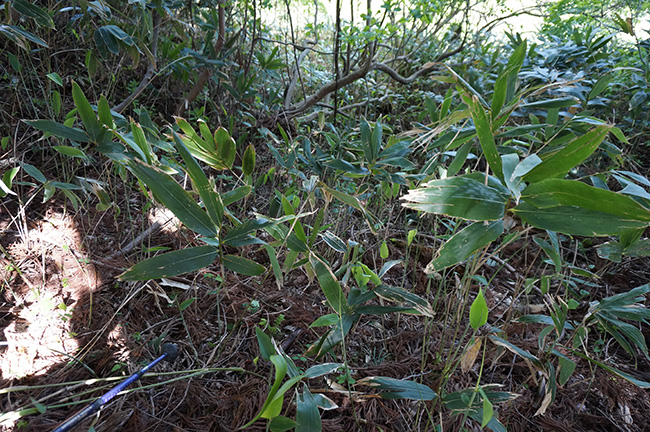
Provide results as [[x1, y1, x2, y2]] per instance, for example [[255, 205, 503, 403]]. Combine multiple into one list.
[[1, 187, 650, 431]]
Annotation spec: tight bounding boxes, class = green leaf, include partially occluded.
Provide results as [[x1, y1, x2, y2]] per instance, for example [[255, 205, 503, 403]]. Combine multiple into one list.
[[255, 326, 276, 361], [172, 131, 223, 229], [222, 255, 265, 276], [72, 81, 101, 141], [120, 246, 218, 280], [492, 40, 527, 115], [270, 416, 298, 432], [380, 241, 389, 259], [320, 231, 347, 253], [373, 285, 434, 317], [523, 125, 612, 183], [309, 314, 339, 328], [53, 145, 87, 159], [0, 167, 19, 197], [589, 74, 612, 100], [296, 386, 322, 432], [128, 159, 219, 238], [178, 297, 195, 311], [446, 140, 473, 177], [513, 203, 648, 236], [309, 254, 347, 314], [401, 177, 507, 221], [467, 94, 503, 180], [514, 179, 650, 235], [469, 289, 488, 329], [521, 180, 650, 222], [304, 363, 342, 378], [480, 388, 494, 428], [12, 0, 54, 28], [521, 97, 578, 109], [0, 24, 49, 49], [429, 221, 503, 271], [46, 72, 63, 87], [25, 120, 90, 143], [242, 144, 256, 176], [356, 376, 437, 400], [22, 163, 46, 183], [215, 127, 236, 169], [222, 185, 252, 207]]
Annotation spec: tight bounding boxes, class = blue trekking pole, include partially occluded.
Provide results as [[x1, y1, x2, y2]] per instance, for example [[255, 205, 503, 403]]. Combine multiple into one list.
[[53, 343, 179, 432]]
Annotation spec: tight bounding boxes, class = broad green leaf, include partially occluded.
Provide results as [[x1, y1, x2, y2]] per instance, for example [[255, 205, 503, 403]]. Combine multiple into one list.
[[480, 388, 494, 428], [469, 289, 488, 329], [589, 74, 612, 100], [172, 131, 223, 229], [242, 144, 256, 176], [319, 231, 347, 253], [0, 24, 49, 49], [97, 95, 113, 128], [356, 376, 437, 400], [523, 125, 612, 183], [553, 350, 577, 386], [513, 203, 648, 236], [370, 120, 382, 163], [373, 285, 434, 317], [467, 94, 503, 180], [430, 221, 504, 270], [521, 97, 578, 109], [309, 314, 339, 328], [222, 185, 252, 206], [222, 254, 265, 276], [119, 246, 218, 280], [0, 167, 19, 197], [380, 241, 389, 259], [215, 127, 236, 168], [324, 159, 369, 175], [131, 121, 153, 164], [309, 254, 346, 314], [304, 363, 342, 379], [446, 140, 473, 177], [401, 177, 507, 221], [491, 40, 526, 115], [72, 81, 101, 141], [255, 326, 276, 361], [252, 355, 288, 422], [521, 180, 650, 222], [53, 145, 87, 159], [270, 416, 298, 432], [22, 163, 46, 183], [296, 387, 322, 432], [128, 159, 218, 238], [25, 120, 90, 143], [12, 0, 54, 28]]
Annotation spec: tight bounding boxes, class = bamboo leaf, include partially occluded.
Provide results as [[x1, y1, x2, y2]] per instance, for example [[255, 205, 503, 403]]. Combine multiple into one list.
[[128, 159, 218, 238], [430, 221, 503, 270], [523, 125, 612, 183], [222, 255, 265, 276], [72, 81, 101, 141], [25, 120, 90, 143], [309, 254, 347, 314], [120, 246, 218, 280], [466, 94, 503, 180], [401, 176, 508, 221]]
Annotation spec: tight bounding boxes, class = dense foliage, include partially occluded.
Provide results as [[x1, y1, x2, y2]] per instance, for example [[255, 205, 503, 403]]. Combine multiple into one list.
[[1, 0, 650, 430]]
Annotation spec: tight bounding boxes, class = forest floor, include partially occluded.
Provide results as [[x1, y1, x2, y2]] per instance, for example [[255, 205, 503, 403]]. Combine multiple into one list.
[[1, 155, 650, 432]]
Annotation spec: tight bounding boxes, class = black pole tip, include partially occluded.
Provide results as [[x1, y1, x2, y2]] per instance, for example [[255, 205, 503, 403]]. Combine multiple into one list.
[[161, 343, 179, 363]]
